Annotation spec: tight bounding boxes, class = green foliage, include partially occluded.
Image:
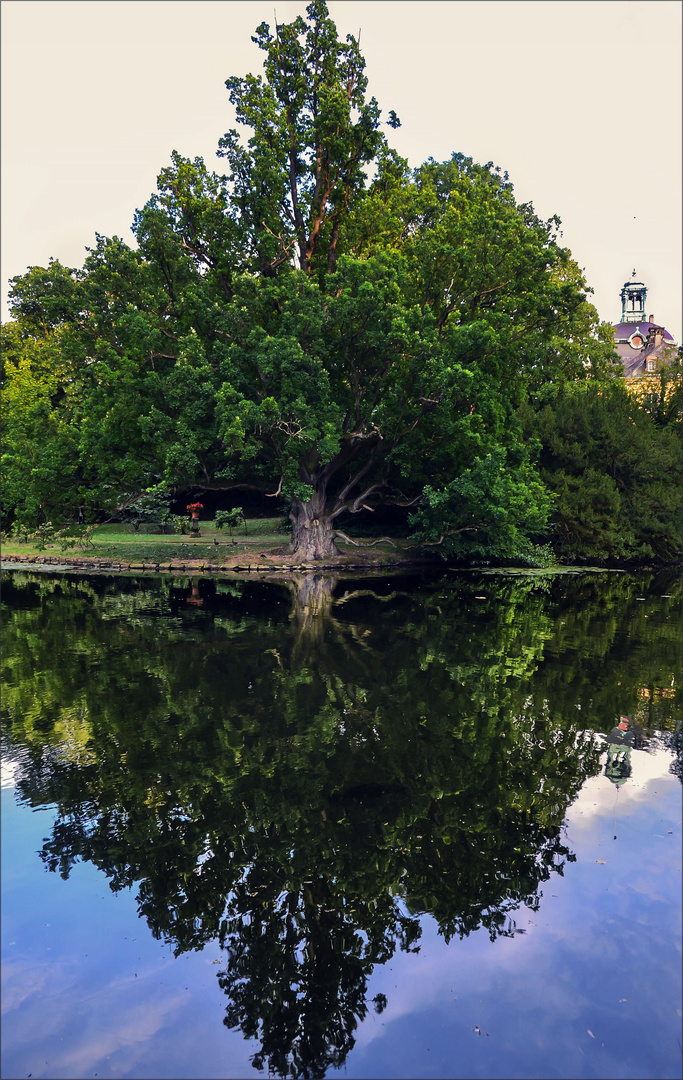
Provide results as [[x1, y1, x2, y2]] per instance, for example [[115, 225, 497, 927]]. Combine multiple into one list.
[[521, 380, 682, 560], [28, 521, 57, 550], [214, 508, 246, 534], [410, 448, 555, 562], [7, 259, 82, 337], [118, 490, 174, 533], [2, 518, 98, 551], [54, 523, 98, 550], [629, 354, 682, 430], [8, 520, 30, 543], [168, 513, 190, 535], [217, 0, 388, 280], [1, 322, 84, 528]]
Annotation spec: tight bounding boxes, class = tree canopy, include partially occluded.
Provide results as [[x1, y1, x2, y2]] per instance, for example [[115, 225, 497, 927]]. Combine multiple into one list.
[[2, 0, 678, 562]]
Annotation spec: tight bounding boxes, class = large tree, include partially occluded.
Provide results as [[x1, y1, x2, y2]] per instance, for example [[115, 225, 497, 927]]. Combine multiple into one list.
[[2, 1, 617, 559]]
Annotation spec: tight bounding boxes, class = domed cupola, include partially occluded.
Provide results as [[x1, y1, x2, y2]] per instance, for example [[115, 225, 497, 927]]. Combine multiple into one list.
[[620, 272, 647, 323], [612, 272, 676, 377]]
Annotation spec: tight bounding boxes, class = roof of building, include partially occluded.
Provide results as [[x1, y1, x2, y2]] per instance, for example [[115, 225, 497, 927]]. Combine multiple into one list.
[[619, 346, 671, 378], [612, 321, 675, 342]]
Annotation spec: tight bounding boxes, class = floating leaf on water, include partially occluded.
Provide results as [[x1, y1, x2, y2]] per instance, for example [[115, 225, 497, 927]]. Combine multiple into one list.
[[587, 1029, 595, 1038]]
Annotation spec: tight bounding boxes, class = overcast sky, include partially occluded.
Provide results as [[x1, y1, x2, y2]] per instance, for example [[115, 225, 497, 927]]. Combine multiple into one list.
[[2, 0, 681, 340]]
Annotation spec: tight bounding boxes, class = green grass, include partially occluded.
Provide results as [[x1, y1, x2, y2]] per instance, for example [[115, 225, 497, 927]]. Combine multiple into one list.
[[3, 516, 407, 563], [3, 517, 290, 562]]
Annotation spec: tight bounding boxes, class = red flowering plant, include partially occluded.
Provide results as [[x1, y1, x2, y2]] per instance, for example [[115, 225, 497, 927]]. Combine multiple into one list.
[[186, 502, 204, 513]]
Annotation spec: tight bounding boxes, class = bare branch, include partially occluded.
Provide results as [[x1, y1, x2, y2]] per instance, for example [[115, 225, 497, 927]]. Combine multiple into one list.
[[265, 475, 284, 498], [475, 279, 511, 301], [183, 482, 273, 494], [261, 220, 297, 258], [329, 480, 422, 522], [274, 418, 305, 438], [333, 531, 396, 548], [115, 491, 146, 513], [333, 453, 379, 510], [334, 589, 403, 606], [415, 526, 479, 547], [350, 481, 386, 511]]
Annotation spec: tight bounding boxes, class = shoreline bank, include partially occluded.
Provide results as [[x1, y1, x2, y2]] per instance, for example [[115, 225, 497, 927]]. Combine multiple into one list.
[[0, 550, 431, 575]]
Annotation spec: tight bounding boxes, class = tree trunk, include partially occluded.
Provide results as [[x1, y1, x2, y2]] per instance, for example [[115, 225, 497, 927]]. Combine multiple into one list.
[[289, 573, 336, 620], [286, 572, 338, 657], [289, 496, 339, 560]]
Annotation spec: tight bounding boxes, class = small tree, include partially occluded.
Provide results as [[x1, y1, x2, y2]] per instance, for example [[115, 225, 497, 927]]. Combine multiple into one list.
[[215, 508, 247, 536], [119, 491, 173, 533]]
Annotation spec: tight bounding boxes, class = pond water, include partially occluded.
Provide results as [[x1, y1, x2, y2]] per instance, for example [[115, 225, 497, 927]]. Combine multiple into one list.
[[1, 566, 681, 1080]]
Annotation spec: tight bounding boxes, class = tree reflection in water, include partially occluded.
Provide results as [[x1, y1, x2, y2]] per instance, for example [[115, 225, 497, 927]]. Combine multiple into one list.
[[1, 567, 680, 1078]]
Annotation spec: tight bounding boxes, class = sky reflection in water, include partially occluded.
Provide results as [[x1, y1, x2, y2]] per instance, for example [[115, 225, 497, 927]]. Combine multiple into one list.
[[1, 567, 681, 1080]]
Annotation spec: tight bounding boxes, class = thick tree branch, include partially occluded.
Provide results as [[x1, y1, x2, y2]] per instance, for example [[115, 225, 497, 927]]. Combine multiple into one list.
[[334, 455, 377, 508], [350, 481, 386, 512], [333, 531, 396, 549]]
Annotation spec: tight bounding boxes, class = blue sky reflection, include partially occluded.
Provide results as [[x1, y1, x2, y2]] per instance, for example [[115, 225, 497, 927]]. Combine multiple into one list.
[[2, 745, 681, 1079]]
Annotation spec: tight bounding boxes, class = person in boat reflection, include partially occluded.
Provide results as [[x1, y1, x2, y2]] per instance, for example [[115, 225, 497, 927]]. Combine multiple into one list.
[[604, 716, 648, 785]]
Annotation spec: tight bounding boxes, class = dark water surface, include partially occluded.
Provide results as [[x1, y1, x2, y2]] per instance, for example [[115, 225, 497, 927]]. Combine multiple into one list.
[[1, 566, 681, 1080]]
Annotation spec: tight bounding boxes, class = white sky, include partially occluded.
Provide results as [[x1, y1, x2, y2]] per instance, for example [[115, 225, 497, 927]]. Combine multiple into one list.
[[1, 0, 681, 340]]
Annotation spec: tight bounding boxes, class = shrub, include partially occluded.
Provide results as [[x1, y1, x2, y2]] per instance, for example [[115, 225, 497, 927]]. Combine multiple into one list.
[[215, 508, 247, 535]]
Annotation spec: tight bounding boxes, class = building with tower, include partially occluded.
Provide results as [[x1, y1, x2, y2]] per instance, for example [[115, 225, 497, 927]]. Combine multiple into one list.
[[612, 272, 677, 377]]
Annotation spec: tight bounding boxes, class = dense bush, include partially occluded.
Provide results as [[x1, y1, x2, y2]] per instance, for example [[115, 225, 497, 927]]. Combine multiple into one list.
[[519, 378, 681, 561]]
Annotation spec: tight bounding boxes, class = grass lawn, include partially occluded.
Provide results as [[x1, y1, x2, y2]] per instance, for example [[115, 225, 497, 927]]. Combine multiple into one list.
[[2, 517, 405, 565], [2, 518, 285, 562]]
